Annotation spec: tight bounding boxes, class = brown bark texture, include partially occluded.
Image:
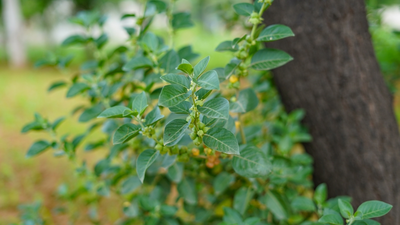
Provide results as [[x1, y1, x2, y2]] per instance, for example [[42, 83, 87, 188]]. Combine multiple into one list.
[[263, 1, 400, 223]]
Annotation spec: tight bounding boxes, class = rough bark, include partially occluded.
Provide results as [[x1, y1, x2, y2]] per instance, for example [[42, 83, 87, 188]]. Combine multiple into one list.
[[263, 1, 400, 223], [2, 0, 27, 68]]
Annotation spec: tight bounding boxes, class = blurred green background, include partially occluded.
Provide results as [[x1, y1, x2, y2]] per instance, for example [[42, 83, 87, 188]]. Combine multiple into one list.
[[0, 0, 399, 224]]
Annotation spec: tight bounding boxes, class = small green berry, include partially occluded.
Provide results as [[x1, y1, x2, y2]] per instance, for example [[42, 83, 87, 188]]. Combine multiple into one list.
[[197, 130, 204, 137], [194, 137, 201, 146], [155, 144, 163, 151], [199, 122, 205, 129]]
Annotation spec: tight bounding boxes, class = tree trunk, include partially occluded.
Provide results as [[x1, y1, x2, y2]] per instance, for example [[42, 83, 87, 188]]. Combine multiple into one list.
[[263, 1, 400, 223], [2, 0, 27, 68]]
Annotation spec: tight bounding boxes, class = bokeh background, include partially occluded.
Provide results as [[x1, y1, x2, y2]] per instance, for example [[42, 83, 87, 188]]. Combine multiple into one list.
[[0, 0, 399, 224]]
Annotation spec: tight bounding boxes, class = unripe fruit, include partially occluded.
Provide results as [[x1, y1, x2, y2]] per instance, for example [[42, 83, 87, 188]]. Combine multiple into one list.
[[189, 124, 194, 128], [229, 75, 238, 83], [171, 146, 179, 155], [221, 153, 228, 159], [231, 97, 237, 102], [197, 130, 204, 137], [190, 132, 197, 140], [250, 12, 259, 19], [239, 51, 248, 59], [194, 137, 201, 146], [199, 122, 205, 129], [179, 153, 189, 162], [203, 127, 210, 133], [179, 147, 188, 154], [155, 144, 163, 151], [160, 147, 168, 155], [191, 148, 200, 156], [239, 63, 247, 70]]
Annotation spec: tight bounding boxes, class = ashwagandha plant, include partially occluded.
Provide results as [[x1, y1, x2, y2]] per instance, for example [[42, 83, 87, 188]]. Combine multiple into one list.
[[22, 0, 392, 224]]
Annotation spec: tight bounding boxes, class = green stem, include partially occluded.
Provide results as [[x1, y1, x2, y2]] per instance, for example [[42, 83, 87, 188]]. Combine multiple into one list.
[[166, 0, 176, 48], [250, 1, 271, 41]]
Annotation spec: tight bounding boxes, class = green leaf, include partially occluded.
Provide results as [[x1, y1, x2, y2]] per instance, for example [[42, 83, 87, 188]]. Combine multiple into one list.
[[62, 34, 88, 46], [21, 121, 43, 133], [160, 50, 180, 73], [318, 214, 344, 225], [178, 45, 199, 62], [291, 196, 316, 212], [195, 89, 212, 100], [215, 40, 239, 52], [167, 163, 183, 183], [131, 92, 148, 116], [160, 205, 178, 216], [66, 83, 90, 98], [213, 172, 235, 195], [263, 191, 289, 220], [314, 183, 328, 205], [120, 176, 142, 195], [230, 88, 258, 113], [177, 61, 193, 74], [356, 200, 393, 219], [121, 13, 136, 20], [233, 3, 254, 16], [98, 106, 133, 118], [234, 187, 254, 215], [123, 56, 153, 71], [169, 101, 191, 114], [244, 217, 260, 225], [250, 48, 293, 71], [223, 208, 243, 224], [232, 145, 271, 178], [163, 119, 189, 146], [161, 73, 190, 89], [79, 104, 103, 122], [232, 35, 247, 48], [95, 33, 108, 49], [145, 107, 164, 126], [257, 24, 295, 42], [171, 12, 194, 29], [354, 219, 380, 225], [158, 84, 190, 107], [26, 140, 51, 158], [193, 56, 210, 79], [113, 124, 141, 144], [48, 81, 67, 92], [196, 70, 220, 90], [177, 178, 197, 205], [203, 127, 239, 155], [137, 149, 160, 183], [338, 199, 354, 219], [141, 32, 159, 52], [198, 98, 229, 120]]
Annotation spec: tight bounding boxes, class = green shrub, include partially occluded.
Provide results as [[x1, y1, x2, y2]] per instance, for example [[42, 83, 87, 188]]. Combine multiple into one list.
[[23, 1, 392, 224]]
